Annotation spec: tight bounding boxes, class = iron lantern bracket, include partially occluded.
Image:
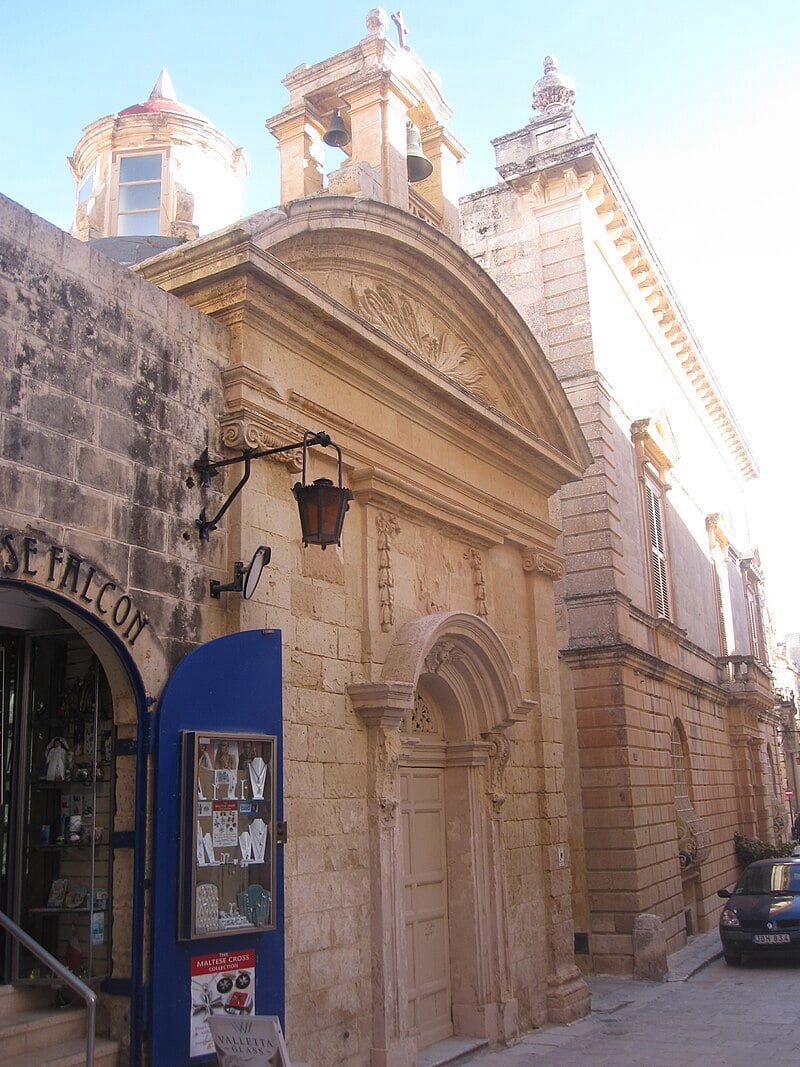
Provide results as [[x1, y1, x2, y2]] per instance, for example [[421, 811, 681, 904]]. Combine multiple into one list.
[[193, 431, 332, 541]]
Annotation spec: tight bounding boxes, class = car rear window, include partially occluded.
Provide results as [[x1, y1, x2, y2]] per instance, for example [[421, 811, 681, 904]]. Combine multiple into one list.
[[735, 863, 800, 894]]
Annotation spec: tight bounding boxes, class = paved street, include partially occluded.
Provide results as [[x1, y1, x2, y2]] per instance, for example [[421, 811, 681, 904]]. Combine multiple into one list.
[[459, 935, 800, 1066]]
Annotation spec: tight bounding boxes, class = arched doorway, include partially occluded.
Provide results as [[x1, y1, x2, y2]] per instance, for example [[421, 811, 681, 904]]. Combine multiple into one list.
[[0, 581, 150, 1060], [349, 612, 535, 1066]]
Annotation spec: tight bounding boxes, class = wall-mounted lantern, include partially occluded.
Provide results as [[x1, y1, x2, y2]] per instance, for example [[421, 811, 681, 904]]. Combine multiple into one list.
[[292, 432, 353, 548], [193, 430, 352, 546]]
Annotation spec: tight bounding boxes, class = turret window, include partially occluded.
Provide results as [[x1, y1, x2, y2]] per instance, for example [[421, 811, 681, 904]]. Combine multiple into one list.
[[77, 166, 95, 205], [116, 153, 163, 236]]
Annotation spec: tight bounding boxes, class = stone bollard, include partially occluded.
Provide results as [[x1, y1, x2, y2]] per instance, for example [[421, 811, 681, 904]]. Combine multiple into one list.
[[632, 912, 667, 981]]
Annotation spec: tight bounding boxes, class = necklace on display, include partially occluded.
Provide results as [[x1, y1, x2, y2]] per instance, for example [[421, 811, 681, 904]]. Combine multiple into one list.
[[248, 758, 266, 800], [249, 818, 267, 863]]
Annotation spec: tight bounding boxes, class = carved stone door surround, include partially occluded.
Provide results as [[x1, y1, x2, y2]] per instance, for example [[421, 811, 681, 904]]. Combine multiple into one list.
[[348, 612, 536, 1067]]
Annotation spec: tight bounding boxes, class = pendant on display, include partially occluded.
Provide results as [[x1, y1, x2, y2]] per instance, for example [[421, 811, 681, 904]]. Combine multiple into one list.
[[248, 758, 266, 800]]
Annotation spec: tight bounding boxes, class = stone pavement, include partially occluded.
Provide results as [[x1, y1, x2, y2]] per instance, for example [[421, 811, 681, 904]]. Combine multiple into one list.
[[455, 930, 763, 1066]]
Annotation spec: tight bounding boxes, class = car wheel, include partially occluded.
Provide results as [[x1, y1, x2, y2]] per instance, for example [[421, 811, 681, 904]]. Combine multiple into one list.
[[723, 951, 742, 966]]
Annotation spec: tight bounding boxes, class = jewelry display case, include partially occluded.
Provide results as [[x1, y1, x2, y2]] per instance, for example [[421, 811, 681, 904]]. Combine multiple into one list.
[[179, 731, 276, 940], [20, 636, 114, 984]]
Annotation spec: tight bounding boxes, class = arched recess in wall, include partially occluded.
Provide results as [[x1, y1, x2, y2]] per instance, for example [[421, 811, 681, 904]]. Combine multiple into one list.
[[671, 718, 710, 871], [348, 611, 536, 1064], [0, 579, 164, 1062]]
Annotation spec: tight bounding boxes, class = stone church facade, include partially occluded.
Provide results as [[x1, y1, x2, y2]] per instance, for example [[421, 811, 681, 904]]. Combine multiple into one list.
[[0, 10, 786, 1067]]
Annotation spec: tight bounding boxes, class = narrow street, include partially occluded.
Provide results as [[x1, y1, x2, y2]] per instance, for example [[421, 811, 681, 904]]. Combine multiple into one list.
[[461, 941, 800, 1066]]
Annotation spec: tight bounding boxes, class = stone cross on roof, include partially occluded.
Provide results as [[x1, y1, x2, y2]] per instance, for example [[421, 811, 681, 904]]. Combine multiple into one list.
[[391, 10, 409, 48]]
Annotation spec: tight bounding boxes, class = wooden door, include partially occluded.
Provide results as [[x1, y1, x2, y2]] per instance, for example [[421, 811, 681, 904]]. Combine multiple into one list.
[[400, 766, 452, 1048]]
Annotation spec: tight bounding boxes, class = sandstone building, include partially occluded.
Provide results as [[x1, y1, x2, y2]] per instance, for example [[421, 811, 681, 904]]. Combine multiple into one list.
[[460, 56, 786, 972], [0, 10, 786, 1067]]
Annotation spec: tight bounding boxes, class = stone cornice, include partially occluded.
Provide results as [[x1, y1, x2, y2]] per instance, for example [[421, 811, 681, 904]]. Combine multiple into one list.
[[349, 465, 560, 556], [560, 640, 728, 703], [214, 360, 564, 556], [497, 132, 758, 483], [70, 108, 249, 181]]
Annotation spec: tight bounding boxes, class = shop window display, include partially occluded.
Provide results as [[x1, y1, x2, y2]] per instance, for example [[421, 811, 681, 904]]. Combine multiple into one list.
[[21, 637, 114, 984], [180, 732, 276, 940]]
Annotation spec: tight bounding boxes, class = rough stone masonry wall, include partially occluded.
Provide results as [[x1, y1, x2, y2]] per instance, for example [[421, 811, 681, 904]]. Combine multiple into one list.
[[0, 193, 231, 667]]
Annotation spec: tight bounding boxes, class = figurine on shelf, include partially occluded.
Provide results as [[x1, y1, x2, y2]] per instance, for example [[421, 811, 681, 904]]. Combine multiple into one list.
[[64, 925, 84, 974], [44, 736, 71, 781]]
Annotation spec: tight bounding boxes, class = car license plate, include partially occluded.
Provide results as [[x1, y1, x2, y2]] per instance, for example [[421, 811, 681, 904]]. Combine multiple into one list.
[[752, 933, 790, 944]]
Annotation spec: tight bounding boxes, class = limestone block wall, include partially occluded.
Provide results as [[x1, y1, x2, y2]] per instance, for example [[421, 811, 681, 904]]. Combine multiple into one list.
[[0, 193, 235, 1048], [0, 193, 231, 666]]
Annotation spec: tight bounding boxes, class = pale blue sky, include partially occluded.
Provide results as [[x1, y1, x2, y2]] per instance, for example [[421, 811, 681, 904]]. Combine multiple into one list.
[[2, 1, 799, 630]]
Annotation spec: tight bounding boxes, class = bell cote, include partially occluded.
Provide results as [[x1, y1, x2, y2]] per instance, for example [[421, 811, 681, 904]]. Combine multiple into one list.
[[265, 8, 466, 240]]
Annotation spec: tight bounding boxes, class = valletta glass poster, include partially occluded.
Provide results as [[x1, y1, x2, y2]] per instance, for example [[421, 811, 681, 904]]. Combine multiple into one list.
[[190, 948, 256, 1058]]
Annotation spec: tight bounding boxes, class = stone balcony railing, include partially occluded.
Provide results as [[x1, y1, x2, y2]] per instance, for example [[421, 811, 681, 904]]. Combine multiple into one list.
[[718, 654, 776, 714]]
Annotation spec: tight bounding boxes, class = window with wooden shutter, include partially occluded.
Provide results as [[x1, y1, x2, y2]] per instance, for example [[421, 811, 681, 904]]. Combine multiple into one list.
[[645, 475, 671, 621]]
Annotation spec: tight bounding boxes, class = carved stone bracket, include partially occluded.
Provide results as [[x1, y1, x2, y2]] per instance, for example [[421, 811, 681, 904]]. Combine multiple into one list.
[[522, 551, 565, 581], [676, 803, 711, 870], [465, 548, 489, 619], [377, 512, 401, 633], [483, 730, 511, 818], [220, 417, 304, 472]]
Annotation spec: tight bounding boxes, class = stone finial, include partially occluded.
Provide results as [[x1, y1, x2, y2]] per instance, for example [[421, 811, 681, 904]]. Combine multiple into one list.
[[532, 54, 576, 115], [148, 68, 178, 102], [366, 7, 389, 35]]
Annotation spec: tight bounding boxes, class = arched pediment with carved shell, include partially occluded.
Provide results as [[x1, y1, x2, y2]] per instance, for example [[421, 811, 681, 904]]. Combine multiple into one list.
[[249, 197, 591, 474]]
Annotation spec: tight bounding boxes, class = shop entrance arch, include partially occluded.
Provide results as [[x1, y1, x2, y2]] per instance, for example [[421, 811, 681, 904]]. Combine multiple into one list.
[[0, 580, 150, 1062]]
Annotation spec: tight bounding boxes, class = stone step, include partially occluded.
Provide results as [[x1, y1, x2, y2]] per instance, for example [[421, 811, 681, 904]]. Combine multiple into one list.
[[3, 1035, 120, 1067], [0, 1005, 87, 1060], [0, 982, 54, 1016]]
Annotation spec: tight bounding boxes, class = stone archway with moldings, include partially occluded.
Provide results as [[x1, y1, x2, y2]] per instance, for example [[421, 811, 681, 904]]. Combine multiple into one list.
[[348, 612, 536, 1067]]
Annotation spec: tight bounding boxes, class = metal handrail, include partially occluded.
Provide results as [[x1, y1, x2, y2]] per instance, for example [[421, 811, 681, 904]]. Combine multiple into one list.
[[0, 909, 95, 1066]]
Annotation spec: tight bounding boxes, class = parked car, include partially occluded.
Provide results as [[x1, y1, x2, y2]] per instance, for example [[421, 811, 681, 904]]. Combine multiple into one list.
[[717, 857, 800, 965]]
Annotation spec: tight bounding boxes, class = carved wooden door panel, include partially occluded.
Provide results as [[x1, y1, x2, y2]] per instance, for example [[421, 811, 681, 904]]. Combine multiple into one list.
[[400, 766, 452, 1049]]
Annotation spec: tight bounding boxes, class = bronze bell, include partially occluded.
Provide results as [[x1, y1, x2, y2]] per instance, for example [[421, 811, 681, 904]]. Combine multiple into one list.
[[406, 122, 433, 183], [322, 108, 350, 149]]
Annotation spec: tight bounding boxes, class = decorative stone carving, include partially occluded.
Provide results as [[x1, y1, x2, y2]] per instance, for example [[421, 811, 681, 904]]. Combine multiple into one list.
[[409, 693, 438, 735], [365, 7, 389, 35], [773, 807, 787, 838], [532, 55, 576, 115], [220, 419, 303, 472], [350, 282, 498, 406], [522, 551, 565, 581], [484, 730, 511, 817], [378, 796, 399, 824], [465, 548, 489, 619], [375, 726, 403, 827], [377, 512, 400, 633], [675, 805, 711, 869], [423, 641, 463, 675]]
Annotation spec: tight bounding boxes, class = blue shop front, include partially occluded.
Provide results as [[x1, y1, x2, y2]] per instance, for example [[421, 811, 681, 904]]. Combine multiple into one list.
[[0, 536, 285, 1066]]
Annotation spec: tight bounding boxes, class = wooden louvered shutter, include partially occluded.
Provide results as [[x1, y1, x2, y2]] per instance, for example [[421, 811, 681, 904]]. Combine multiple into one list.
[[645, 479, 671, 620]]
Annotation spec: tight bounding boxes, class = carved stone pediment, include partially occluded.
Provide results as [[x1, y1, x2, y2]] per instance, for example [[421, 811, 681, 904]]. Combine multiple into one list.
[[348, 280, 505, 412]]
